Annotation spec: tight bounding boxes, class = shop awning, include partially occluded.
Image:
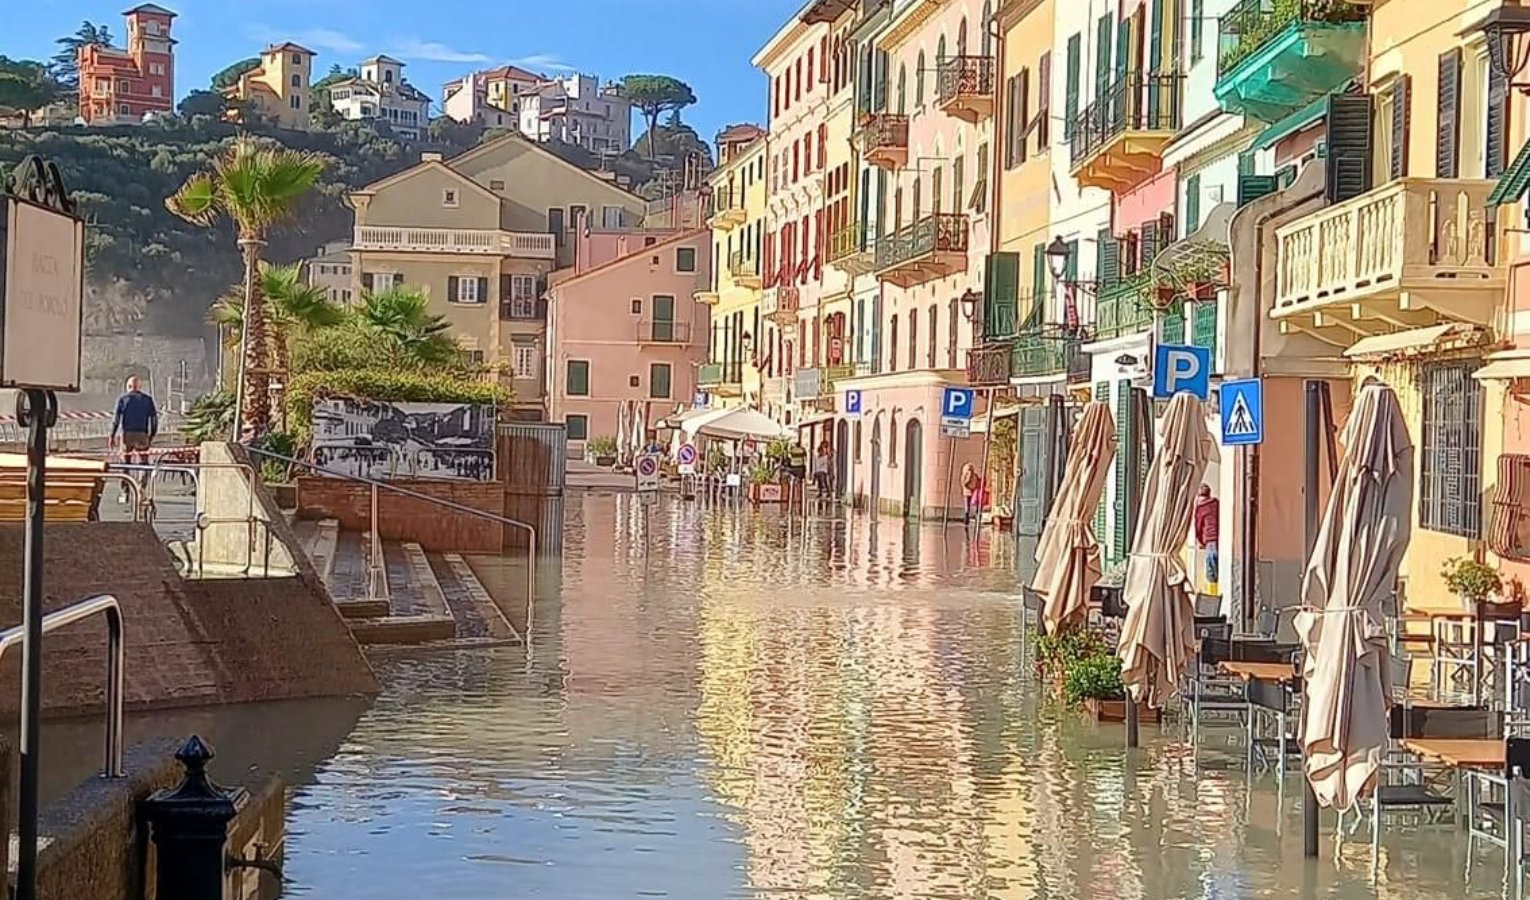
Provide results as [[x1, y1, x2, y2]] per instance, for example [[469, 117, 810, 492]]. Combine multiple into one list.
[[1488, 139, 1530, 207], [1342, 323, 1483, 360], [1473, 350, 1530, 381], [795, 412, 835, 430]]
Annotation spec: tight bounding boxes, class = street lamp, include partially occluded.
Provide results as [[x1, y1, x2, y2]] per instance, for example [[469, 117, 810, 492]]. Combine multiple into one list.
[[959, 288, 982, 322], [1478, 4, 1530, 91], [1044, 236, 1071, 282]]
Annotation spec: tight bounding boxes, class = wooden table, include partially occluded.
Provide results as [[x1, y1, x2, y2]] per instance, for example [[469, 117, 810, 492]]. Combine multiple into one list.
[[1218, 660, 1298, 683], [1400, 737, 1505, 770]]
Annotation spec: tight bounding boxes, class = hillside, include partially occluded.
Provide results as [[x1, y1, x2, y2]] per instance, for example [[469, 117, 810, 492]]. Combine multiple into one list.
[[0, 116, 705, 339]]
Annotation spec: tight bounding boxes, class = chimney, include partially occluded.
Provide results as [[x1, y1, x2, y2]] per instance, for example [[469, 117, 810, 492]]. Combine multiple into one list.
[[421, 152, 443, 163]]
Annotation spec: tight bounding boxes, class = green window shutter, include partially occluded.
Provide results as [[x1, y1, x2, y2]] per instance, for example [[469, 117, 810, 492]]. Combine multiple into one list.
[[1161, 302, 1185, 344], [1098, 227, 1119, 289], [1238, 174, 1279, 206], [1190, 0, 1204, 63], [1112, 380, 1132, 562], [1488, 139, 1530, 206], [1140, 220, 1161, 270], [985, 251, 1021, 337], [1064, 240, 1079, 284], [476, 277, 489, 303], [1096, 15, 1113, 99], [1489, 59, 1509, 178], [1275, 165, 1298, 188], [1237, 150, 1255, 178], [1150, 0, 1164, 73], [1065, 34, 1082, 140], [1095, 380, 1111, 548], [1031, 244, 1048, 311], [1437, 49, 1462, 179], [1326, 92, 1376, 204], [1192, 300, 1218, 365], [1185, 173, 1201, 234], [1114, 21, 1130, 84]]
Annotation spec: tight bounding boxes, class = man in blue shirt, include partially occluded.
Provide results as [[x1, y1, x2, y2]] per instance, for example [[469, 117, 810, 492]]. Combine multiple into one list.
[[110, 376, 158, 468]]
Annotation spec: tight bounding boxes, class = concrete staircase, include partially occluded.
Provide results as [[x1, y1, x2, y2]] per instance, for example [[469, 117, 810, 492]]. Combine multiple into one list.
[[293, 519, 518, 647]]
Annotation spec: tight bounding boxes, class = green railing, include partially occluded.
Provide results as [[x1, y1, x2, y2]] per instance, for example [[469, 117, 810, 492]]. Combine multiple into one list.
[[874, 213, 969, 272], [984, 302, 1019, 341], [1217, 0, 1366, 78], [698, 362, 724, 386], [1095, 281, 1155, 339], [1010, 331, 1085, 378]]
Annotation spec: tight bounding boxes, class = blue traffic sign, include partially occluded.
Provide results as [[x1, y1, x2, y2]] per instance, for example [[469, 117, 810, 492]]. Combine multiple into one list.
[[844, 389, 863, 417], [1153, 343, 1212, 400], [941, 387, 976, 426], [1219, 378, 1265, 446]]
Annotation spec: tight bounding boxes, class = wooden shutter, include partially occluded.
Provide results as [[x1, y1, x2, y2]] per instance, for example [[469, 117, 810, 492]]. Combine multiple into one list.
[[1037, 52, 1052, 149], [1390, 75, 1409, 181], [1114, 20, 1130, 84], [1096, 16, 1113, 99], [1238, 175, 1278, 207], [1159, 211, 1176, 244], [1017, 68, 1031, 164], [1065, 34, 1082, 140], [500, 274, 512, 301], [1149, 0, 1164, 72], [1185, 173, 1201, 234], [536, 275, 549, 318], [1488, 61, 1509, 178], [476, 277, 489, 304], [1029, 244, 1047, 307], [447, 276, 460, 302], [1098, 227, 1120, 289], [361, 272, 374, 292], [1140, 219, 1161, 270], [1325, 92, 1375, 204], [1437, 50, 1461, 179]]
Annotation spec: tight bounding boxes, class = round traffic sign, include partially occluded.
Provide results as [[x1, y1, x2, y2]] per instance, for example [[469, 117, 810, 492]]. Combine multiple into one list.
[[677, 443, 697, 465], [637, 456, 659, 476]]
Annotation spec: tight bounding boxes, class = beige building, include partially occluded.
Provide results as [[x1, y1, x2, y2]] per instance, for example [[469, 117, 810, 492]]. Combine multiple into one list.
[[302, 241, 354, 304], [226, 42, 315, 130], [347, 135, 650, 420], [442, 64, 542, 128]]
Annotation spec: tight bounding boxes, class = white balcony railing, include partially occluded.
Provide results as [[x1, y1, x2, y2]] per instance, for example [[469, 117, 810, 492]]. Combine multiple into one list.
[[1273, 178, 1502, 318], [353, 226, 556, 259]]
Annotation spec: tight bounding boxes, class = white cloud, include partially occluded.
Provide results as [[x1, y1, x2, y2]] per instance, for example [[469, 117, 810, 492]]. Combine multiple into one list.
[[390, 40, 491, 64], [245, 25, 364, 55], [507, 54, 577, 74]]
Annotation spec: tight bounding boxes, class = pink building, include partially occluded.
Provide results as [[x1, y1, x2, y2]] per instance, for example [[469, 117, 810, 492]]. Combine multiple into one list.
[[546, 228, 712, 449]]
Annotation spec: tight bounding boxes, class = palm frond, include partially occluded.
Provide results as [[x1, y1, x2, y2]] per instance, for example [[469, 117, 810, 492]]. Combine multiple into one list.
[[165, 172, 219, 226]]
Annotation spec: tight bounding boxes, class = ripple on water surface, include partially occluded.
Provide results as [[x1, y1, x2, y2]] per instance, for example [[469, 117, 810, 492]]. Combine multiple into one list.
[[283, 494, 1504, 899]]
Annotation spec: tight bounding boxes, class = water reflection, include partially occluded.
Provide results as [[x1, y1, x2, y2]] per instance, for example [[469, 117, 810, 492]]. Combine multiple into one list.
[[284, 494, 1503, 899]]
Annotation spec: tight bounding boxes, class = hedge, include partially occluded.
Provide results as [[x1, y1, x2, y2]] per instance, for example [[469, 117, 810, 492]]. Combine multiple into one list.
[[285, 369, 512, 445]]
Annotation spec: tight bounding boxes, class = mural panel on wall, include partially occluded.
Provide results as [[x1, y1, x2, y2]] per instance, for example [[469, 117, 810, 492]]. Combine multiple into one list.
[[311, 399, 496, 482]]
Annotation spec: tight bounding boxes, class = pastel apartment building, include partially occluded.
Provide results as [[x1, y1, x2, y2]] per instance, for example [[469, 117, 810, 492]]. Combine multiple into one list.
[[442, 65, 542, 129], [328, 55, 431, 140], [224, 42, 315, 130], [696, 124, 770, 412], [347, 136, 649, 420], [303, 241, 354, 305], [519, 74, 633, 155], [546, 227, 712, 445], [77, 4, 176, 126]]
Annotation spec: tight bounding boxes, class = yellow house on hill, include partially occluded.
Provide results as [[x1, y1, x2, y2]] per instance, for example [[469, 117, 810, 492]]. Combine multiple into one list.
[[225, 42, 315, 130]]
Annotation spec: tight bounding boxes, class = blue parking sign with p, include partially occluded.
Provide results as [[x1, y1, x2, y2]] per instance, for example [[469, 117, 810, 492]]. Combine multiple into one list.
[[844, 389, 863, 417], [1152, 344, 1211, 400], [942, 387, 975, 423]]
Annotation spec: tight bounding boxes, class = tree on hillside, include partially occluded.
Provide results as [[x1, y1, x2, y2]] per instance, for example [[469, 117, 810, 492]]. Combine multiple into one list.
[[211, 58, 260, 91], [210, 262, 344, 388], [0, 58, 63, 127], [52, 21, 112, 88], [177, 89, 226, 119], [634, 119, 713, 168], [167, 139, 326, 434], [620, 75, 697, 159]]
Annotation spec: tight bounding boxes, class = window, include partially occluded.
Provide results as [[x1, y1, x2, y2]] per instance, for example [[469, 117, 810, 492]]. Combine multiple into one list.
[[570, 204, 587, 230], [676, 247, 697, 272], [948, 298, 959, 367], [1190, 0, 1205, 64], [566, 414, 589, 441], [441, 188, 459, 208], [289, 95, 301, 110], [566, 360, 591, 396], [118, 103, 130, 115], [927, 305, 938, 367], [972, 144, 989, 213], [500, 274, 538, 318], [149, 63, 164, 76], [630, 298, 642, 314], [448, 275, 487, 304], [462, 349, 486, 367], [292, 53, 303, 65], [908, 310, 918, 370], [952, 156, 964, 213], [291, 74, 302, 88], [384, 69, 394, 84], [118, 80, 130, 93], [152, 85, 163, 98], [1420, 362, 1483, 537], [511, 340, 539, 379], [916, 51, 927, 107], [649, 364, 672, 399], [548, 207, 566, 246], [602, 206, 624, 229], [629, 375, 641, 388]]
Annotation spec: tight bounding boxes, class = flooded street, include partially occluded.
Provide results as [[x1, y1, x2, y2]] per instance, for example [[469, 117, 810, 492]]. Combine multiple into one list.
[[281, 494, 1502, 899]]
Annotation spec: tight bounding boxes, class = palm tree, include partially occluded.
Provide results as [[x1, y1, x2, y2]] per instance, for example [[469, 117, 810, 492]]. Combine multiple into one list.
[[167, 139, 325, 434], [356, 285, 461, 367], [210, 262, 344, 387]]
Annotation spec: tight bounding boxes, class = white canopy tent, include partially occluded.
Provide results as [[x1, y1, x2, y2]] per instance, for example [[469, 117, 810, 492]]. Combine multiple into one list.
[[683, 408, 791, 442]]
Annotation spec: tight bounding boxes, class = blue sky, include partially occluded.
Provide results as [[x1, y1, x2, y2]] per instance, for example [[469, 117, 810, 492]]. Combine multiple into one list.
[[7, 0, 806, 141]]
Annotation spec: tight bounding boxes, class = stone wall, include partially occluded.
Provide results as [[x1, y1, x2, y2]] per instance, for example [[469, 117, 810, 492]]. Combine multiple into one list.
[[195, 443, 298, 575], [0, 522, 376, 718], [296, 477, 504, 552]]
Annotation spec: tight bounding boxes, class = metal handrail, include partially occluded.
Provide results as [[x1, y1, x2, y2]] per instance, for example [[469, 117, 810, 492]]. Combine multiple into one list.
[[0, 594, 124, 777], [0, 472, 144, 523], [243, 446, 538, 636], [112, 462, 273, 576]]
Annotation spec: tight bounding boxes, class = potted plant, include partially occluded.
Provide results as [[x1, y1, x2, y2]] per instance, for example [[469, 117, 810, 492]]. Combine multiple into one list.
[[588, 435, 618, 467], [1441, 557, 1504, 612], [747, 460, 783, 503], [1064, 649, 1161, 723]]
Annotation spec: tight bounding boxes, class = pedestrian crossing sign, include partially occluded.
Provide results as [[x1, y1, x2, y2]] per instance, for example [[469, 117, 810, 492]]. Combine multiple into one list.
[[1219, 378, 1264, 447]]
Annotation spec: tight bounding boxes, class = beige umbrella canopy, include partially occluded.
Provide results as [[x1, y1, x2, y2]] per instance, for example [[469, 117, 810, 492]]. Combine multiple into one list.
[[1118, 391, 1217, 708], [1032, 401, 1118, 635], [1296, 382, 1413, 812]]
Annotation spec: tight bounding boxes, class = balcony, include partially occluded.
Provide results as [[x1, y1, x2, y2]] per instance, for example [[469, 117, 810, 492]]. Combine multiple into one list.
[[499, 297, 544, 321], [693, 288, 720, 305], [937, 56, 996, 124], [698, 362, 743, 392], [874, 213, 970, 288], [1011, 332, 1085, 380], [966, 344, 1013, 386], [822, 364, 854, 395], [1069, 73, 1183, 193], [828, 221, 877, 276], [857, 113, 909, 171], [1271, 178, 1504, 341], [763, 283, 801, 326], [728, 251, 762, 289], [353, 226, 556, 259], [1213, 0, 1366, 124], [709, 188, 746, 230], [636, 320, 694, 345], [1094, 280, 1155, 340]]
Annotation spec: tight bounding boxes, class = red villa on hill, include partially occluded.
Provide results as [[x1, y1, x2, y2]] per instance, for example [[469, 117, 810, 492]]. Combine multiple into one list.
[[78, 4, 177, 126]]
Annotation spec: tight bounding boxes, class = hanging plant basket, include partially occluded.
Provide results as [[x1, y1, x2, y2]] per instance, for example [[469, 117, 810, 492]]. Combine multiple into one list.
[[1145, 241, 1231, 311], [1188, 282, 1217, 301]]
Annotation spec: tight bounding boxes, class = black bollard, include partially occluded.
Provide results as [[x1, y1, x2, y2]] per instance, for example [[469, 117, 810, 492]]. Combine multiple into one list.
[[143, 736, 249, 900]]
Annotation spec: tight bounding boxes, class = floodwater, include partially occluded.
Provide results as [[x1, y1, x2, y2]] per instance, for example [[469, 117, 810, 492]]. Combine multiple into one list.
[[281, 493, 1506, 899]]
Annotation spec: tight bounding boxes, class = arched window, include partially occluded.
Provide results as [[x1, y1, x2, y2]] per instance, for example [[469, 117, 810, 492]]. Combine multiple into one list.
[[958, 18, 968, 58], [897, 63, 907, 114], [937, 35, 947, 68], [889, 412, 900, 465], [927, 304, 938, 368], [981, 2, 993, 57], [908, 310, 919, 371], [916, 51, 926, 107]]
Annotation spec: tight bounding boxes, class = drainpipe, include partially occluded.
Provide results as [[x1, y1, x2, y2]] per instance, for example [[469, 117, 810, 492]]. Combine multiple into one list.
[[974, 12, 1007, 528]]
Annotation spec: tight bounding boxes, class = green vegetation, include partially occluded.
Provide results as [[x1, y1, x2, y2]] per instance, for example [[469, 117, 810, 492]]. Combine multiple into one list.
[[211, 58, 260, 91], [0, 58, 63, 126], [621, 75, 697, 160], [285, 369, 509, 445], [1063, 653, 1126, 705], [50, 20, 112, 89], [1441, 557, 1503, 605], [587, 436, 618, 458], [181, 390, 235, 443]]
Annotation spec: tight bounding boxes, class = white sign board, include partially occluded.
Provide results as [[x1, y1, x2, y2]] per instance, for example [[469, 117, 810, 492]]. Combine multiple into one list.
[[941, 422, 971, 439], [636, 453, 661, 492], [3, 199, 85, 391]]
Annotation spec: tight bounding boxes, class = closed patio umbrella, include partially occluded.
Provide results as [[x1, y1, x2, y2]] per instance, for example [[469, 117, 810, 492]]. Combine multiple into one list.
[[1296, 382, 1412, 812], [1118, 391, 1217, 708], [1032, 401, 1117, 635]]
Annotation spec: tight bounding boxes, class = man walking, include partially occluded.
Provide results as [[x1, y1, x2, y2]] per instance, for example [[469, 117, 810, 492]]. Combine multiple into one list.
[[110, 375, 158, 475], [1193, 484, 1220, 591]]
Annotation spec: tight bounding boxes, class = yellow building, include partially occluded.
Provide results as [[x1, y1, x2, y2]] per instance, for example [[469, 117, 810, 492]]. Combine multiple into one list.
[[698, 125, 769, 409], [225, 42, 315, 130], [347, 136, 649, 420]]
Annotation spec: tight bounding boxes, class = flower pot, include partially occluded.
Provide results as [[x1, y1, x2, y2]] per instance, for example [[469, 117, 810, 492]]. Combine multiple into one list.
[[750, 483, 785, 504], [1156, 286, 1177, 304], [594, 454, 616, 467], [1082, 697, 1161, 723], [1189, 282, 1216, 301]]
